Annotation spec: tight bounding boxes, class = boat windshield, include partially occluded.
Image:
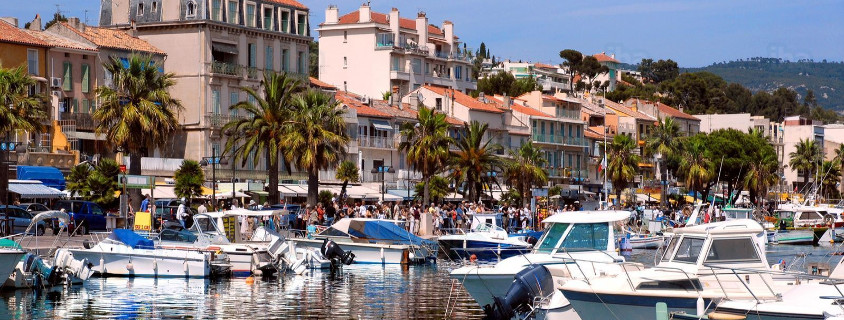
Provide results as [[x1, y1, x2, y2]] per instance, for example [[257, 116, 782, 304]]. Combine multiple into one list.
[[535, 223, 569, 253], [704, 238, 760, 263], [159, 229, 198, 243], [672, 236, 705, 264], [190, 215, 220, 234], [661, 236, 680, 263], [559, 223, 609, 251]]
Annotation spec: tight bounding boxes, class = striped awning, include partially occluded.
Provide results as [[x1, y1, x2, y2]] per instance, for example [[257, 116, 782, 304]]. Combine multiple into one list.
[[9, 182, 65, 199]]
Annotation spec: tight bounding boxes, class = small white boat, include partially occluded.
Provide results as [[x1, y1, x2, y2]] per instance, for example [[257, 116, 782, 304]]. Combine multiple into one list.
[[625, 233, 665, 249], [0, 245, 26, 289], [439, 213, 532, 261]]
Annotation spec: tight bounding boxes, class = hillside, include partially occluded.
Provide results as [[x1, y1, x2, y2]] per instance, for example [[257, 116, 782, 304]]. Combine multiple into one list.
[[687, 59, 844, 111]]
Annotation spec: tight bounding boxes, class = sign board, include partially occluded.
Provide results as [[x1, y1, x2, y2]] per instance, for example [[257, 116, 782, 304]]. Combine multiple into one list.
[[532, 188, 549, 197], [133, 211, 152, 231], [118, 175, 154, 189], [221, 216, 237, 242], [119, 165, 126, 173]]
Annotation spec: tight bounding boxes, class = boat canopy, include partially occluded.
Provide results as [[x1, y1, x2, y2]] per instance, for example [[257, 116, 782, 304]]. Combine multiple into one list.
[[108, 229, 155, 249], [328, 218, 436, 247], [204, 208, 282, 218], [24, 210, 70, 235], [674, 219, 764, 236], [541, 210, 632, 224]]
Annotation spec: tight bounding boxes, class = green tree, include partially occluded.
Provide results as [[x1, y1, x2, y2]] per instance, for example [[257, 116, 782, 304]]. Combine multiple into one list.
[[645, 117, 682, 158], [414, 175, 451, 204], [318, 190, 334, 207], [335, 160, 359, 203], [743, 151, 779, 205], [789, 138, 822, 191], [819, 160, 841, 200], [559, 49, 583, 93], [399, 106, 453, 204], [223, 71, 305, 205], [606, 134, 641, 201], [94, 55, 182, 211], [309, 41, 319, 78], [638, 58, 679, 84], [504, 141, 548, 206], [283, 89, 349, 206], [174, 160, 205, 201], [449, 121, 503, 203], [87, 158, 120, 207], [66, 164, 92, 198], [679, 135, 712, 202], [475, 71, 539, 97], [0, 65, 47, 134]]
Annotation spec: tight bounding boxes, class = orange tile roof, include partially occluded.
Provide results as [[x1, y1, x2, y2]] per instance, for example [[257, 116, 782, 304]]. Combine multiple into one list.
[[486, 96, 552, 118], [63, 22, 164, 55], [625, 99, 699, 121], [423, 86, 504, 114], [603, 99, 656, 121], [370, 99, 463, 126], [572, 74, 582, 83], [23, 30, 97, 52], [584, 127, 605, 140], [265, 0, 307, 10], [534, 62, 556, 69], [0, 20, 49, 47], [335, 91, 392, 118], [309, 77, 337, 90], [336, 10, 445, 36], [593, 52, 619, 63]]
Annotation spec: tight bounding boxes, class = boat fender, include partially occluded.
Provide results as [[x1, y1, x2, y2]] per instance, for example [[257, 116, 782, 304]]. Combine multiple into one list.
[[152, 259, 157, 272], [696, 296, 705, 316], [245, 276, 255, 284], [100, 257, 106, 274], [183, 262, 189, 274], [126, 263, 134, 271], [253, 269, 263, 277]]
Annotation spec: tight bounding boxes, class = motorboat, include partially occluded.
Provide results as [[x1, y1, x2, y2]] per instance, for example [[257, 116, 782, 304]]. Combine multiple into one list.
[[438, 213, 533, 261], [769, 208, 829, 245], [288, 218, 437, 265], [623, 231, 666, 249], [66, 229, 230, 278], [451, 210, 634, 313], [559, 219, 796, 320], [0, 241, 26, 289], [266, 237, 354, 274]]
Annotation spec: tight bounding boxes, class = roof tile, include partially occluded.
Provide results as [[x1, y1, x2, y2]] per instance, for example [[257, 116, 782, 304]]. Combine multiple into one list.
[[603, 99, 656, 121], [593, 52, 619, 63], [264, 0, 307, 10], [336, 10, 445, 36], [486, 96, 552, 118], [23, 30, 97, 52], [63, 22, 164, 55], [309, 77, 337, 90], [0, 20, 49, 47], [335, 91, 392, 118], [423, 86, 504, 113]]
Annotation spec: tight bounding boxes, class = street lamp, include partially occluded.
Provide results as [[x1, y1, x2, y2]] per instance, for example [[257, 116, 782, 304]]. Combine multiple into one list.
[[200, 147, 228, 209], [371, 165, 395, 202]]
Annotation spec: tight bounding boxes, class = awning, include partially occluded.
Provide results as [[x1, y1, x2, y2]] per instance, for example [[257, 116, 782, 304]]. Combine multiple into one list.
[[73, 131, 106, 141], [387, 189, 415, 200], [370, 119, 393, 131], [8, 181, 65, 199], [16, 166, 65, 190], [279, 185, 307, 197], [211, 42, 239, 55], [141, 186, 177, 199]]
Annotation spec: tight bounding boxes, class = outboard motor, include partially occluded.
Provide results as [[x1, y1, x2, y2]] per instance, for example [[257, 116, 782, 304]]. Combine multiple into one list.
[[483, 264, 554, 320], [524, 236, 539, 246], [320, 239, 355, 266]]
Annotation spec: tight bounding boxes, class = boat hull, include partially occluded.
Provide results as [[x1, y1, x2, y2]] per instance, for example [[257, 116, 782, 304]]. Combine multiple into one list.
[[289, 238, 415, 264], [627, 236, 665, 249], [0, 250, 26, 288], [768, 229, 822, 245], [438, 239, 531, 261], [561, 289, 709, 320], [710, 307, 825, 320], [68, 245, 213, 278]]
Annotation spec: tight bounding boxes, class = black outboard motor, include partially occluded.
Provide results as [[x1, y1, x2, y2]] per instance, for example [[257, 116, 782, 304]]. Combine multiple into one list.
[[320, 238, 355, 266], [524, 236, 539, 246], [483, 264, 554, 320]]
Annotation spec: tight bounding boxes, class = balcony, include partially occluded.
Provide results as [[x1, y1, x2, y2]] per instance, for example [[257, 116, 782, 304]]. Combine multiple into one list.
[[205, 114, 246, 130], [390, 70, 410, 81], [60, 112, 97, 131], [210, 61, 241, 77], [531, 134, 587, 147], [358, 135, 397, 149], [539, 78, 568, 92], [17, 151, 77, 171]]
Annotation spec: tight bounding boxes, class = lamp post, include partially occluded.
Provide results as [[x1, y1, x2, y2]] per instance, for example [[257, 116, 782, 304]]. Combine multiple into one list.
[[371, 165, 395, 202], [200, 147, 228, 209]]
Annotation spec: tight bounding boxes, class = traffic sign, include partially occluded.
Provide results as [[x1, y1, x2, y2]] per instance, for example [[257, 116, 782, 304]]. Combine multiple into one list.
[[119, 165, 127, 173]]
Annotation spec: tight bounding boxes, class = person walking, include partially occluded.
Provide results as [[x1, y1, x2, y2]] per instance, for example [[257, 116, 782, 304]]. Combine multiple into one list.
[[140, 195, 151, 212], [197, 201, 208, 214], [176, 198, 188, 229]]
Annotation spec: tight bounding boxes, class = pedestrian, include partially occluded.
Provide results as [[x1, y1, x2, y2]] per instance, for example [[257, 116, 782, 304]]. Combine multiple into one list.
[[140, 195, 150, 212], [176, 198, 188, 229], [325, 201, 337, 226], [197, 201, 208, 214]]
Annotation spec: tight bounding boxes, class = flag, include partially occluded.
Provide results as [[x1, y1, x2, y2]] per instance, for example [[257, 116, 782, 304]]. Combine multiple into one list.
[[598, 156, 607, 172]]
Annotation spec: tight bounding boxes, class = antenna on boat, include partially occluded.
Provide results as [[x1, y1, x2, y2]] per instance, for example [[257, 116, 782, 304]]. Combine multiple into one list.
[[709, 156, 725, 215]]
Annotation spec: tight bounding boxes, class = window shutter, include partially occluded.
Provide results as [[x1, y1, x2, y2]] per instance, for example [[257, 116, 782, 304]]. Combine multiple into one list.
[[81, 64, 90, 93]]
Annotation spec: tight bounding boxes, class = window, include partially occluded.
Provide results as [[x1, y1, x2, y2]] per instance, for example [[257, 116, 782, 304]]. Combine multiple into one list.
[[535, 223, 569, 253], [297, 51, 305, 73], [343, 31, 347, 42], [435, 98, 442, 110], [411, 58, 422, 74], [138, 3, 144, 15], [263, 7, 273, 30], [637, 279, 702, 291], [27, 49, 38, 75], [265, 46, 273, 71], [81, 64, 90, 93], [560, 223, 609, 251], [152, 1, 157, 11], [673, 237, 705, 263], [186, 1, 196, 17], [212, 0, 222, 21], [62, 62, 72, 91], [282, 49, 289, 71], [246, 3, 255, 27], [391, 56, 400, 71], [705, 238, 760, 263], [343, 57, 347, 68], [297, 13, 306, 35], [212, 89, 221, 114], [229, 91, 239, 116], [227, 0, 237, 23], [248, 43, 257, 67], [72, 98, 78, 113], [281, 11, 289, 33], [454, 66, 462, 80], [82, 99, 90, 113]]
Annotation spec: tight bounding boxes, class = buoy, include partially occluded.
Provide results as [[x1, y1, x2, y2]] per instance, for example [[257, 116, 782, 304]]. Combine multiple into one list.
[[126, 263, 134, 271], [469, 254, 477, 263], [245, 276, 255, 284]]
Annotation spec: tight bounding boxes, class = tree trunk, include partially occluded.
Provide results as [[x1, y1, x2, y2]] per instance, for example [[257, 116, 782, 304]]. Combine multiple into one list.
[[129, 152, 142, 216], [267, 151, 279, 205], [340, 180, 348, 204], [423, 175, 431, 206], [307, 169, 318, 207]]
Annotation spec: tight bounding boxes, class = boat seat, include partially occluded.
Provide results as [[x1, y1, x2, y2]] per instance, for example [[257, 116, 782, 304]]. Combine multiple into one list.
[[707, 312, 746, 320]]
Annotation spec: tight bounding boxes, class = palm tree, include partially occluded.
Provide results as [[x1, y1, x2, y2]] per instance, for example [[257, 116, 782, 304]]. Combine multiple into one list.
[[0, 64, 47, 135], [504, 141, 548, 207], [399, 106, 452, 205], [94, 55, 182, 210], [743, 152, 779, 205], [819, 160, 842, 200], [414, 175, 451, 204], [450, 121, 503, 203], [174, 160, 205, 201], [66, 163, 92, 198], [606, 134, 641, 202], [679, 137, 711, 203], [335, 160, 359, 203], [282, 89, 349, 206], [223, 72, 304, 205], [788, 138, 821, 191]]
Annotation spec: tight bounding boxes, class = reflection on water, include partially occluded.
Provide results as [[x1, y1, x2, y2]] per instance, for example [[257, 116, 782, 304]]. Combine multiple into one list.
[[1, 264, 483, 320]]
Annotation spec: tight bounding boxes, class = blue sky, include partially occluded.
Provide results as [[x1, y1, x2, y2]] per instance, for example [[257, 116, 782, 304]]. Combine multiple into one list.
[[4, 0, 842, 67]]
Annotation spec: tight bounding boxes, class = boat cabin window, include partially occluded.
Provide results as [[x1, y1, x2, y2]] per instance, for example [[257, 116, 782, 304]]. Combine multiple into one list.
[[777, 211, 795, 220], [673, 237, 705, 263], [704, 238, 760, 263], [560, 223, 609, 251], [159, 229, 198, 243], [798, 211, 823, 221], [661, 236, 680, 262], [535, 223, 569, 253], [636, 279, 702, 291], [726, 210, 750, 220], [190, 216, 217, 234]]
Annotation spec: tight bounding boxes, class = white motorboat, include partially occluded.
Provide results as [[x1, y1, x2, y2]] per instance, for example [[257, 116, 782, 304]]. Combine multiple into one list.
[[559, 219, 796, 320], [439, 213, 532, 261], [625, 232, 666, 249], [67, 229, 230, 278], [451, 210, 633, 313], [289, 218, 437, 265], [0, 243, 26, 289]]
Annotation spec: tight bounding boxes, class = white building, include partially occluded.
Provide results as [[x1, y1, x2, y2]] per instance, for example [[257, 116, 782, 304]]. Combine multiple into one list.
[[317, 4, 476, 100]]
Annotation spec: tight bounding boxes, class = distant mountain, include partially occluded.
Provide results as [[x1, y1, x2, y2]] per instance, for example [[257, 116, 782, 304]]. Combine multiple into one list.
[[616, 58, 844, 111]]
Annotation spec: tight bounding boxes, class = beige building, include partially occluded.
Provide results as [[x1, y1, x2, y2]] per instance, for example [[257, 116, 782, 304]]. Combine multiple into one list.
[[624, 98, 700, 136], [781, 116, 825, 190], [100, 0, 312, 180], [317, 4, 476, 100]]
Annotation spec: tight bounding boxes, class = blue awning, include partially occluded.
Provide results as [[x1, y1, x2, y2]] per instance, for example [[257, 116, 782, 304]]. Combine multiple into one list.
[[370, 120, 393, 131], [8, 182, 65, 199], [16, 166, 66, 190]]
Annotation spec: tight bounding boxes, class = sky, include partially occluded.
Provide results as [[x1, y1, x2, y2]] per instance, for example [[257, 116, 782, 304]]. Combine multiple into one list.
[[4, 0, 842, 67]]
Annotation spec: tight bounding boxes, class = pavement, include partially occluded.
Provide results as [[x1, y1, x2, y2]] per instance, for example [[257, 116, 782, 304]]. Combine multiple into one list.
[[15, 233, 99, 251]]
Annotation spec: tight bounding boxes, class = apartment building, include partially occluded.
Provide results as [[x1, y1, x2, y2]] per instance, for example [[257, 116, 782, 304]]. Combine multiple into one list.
[[490, 61, 570, 93], [318, 4, 476, 100], [625, 98, 700, 136], [100, 0, 311, 180], [592, 52, 619, 91], [781, 116, 825, 190]]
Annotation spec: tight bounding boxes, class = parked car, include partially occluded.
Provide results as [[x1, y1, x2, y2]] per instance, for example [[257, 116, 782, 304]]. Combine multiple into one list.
[[18, 203, 50, 214], [0, 205, 46, 236], [154, 204, 197, 230], [52, 200, 107, 235]]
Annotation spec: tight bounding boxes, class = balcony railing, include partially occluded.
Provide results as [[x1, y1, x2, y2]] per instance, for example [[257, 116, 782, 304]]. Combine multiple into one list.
[[246, 67, 258, 79], [205, 113, 246, 129], [60, 112, 97, 130], [531, 134, 587, 146], [211, 61, 241, 76], [358, 135, 397, 149]]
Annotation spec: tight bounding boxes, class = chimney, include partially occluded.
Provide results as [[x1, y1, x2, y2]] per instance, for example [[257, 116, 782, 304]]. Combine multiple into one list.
[[0, 17, 18, 27], [416, 11, 428, 47], [325, 5, 339, 24], [359, 3, 371, 23], [632, 100, 639, 112], [391, 85, 400, 107], [442, 20, 453, 46], [389, 8, 399, 41], [678, 105, 684, 113], [28, 14, 41, 31], [128, 19, 137, 36], [478, 92, 485, 103], [611, 53, 615, 60], [67, 17, 85, 32], [503, 95, 512, 110]]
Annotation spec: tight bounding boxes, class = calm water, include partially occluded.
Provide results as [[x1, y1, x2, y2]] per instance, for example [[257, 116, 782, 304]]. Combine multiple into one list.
[[4, 244, 844, 319]]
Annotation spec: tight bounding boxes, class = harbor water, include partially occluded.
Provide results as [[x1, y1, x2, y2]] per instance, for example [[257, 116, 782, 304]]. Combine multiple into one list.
[[3, 243, 841, 319]]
